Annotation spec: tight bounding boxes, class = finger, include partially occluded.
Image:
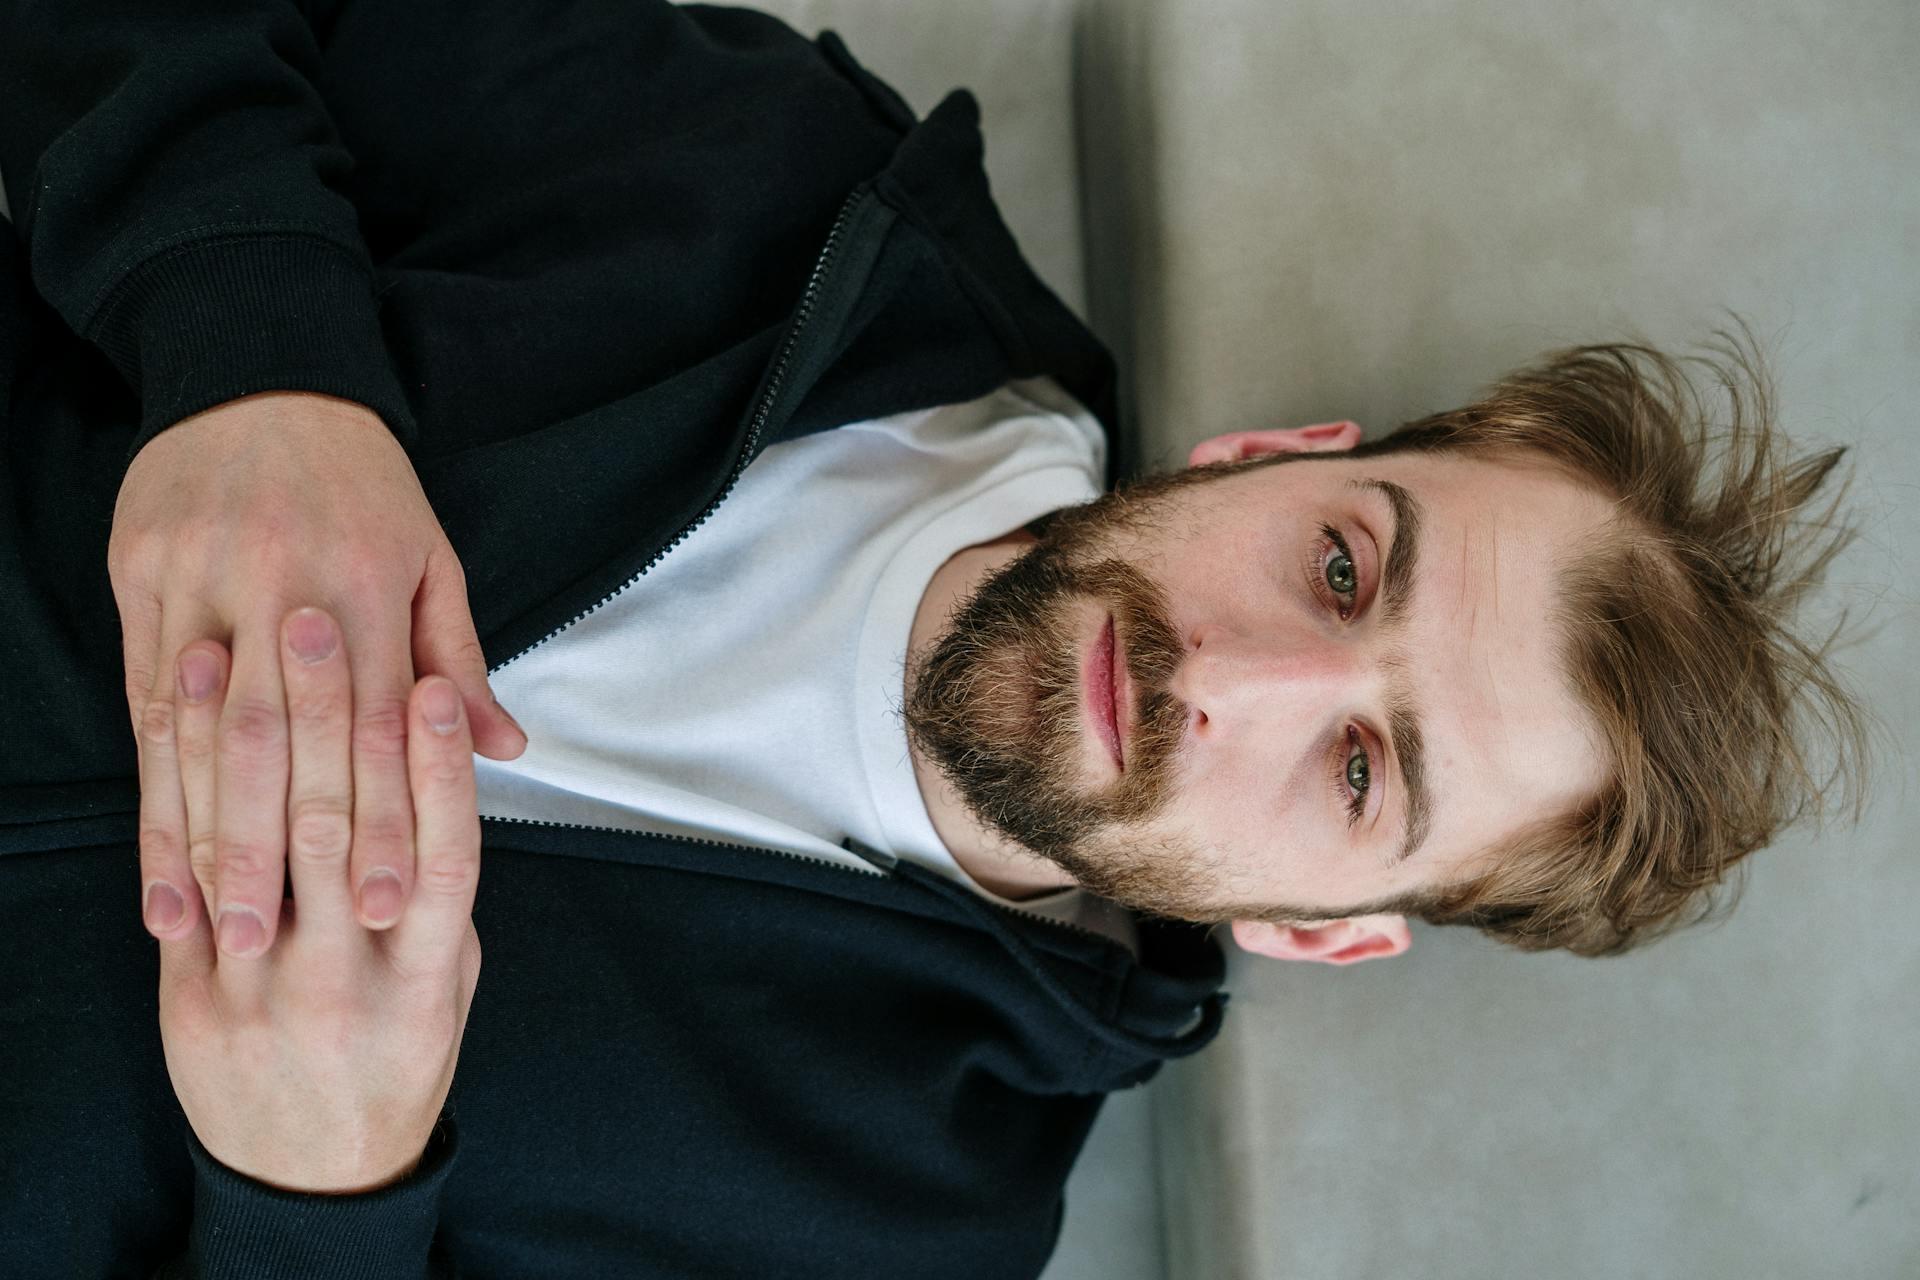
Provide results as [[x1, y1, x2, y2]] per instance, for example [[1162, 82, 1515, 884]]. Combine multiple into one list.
[[130, 592, 188, 929], [279, 607, 360, 951], [386, 676, 480, 979], [172, 642, 228, 932], [135, 681, 208, 950], [211, 620, 292, 961], [345, 605, 421, 931], [411, 544, 526, 761], [116, 581, 163, 755]]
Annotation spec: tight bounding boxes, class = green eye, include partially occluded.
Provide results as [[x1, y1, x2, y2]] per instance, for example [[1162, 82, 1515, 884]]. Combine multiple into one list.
[[1334, 729, 1373, 827], [1325, 551, 1356, 599], [1313, 523, 1361, 618]]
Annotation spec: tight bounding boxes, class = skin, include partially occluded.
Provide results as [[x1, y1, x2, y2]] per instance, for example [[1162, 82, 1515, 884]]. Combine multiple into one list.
[[902, 421, 1615, 965], [146, 607, 480, 1193], [119, 391, 526, 959], [124, 421, 1614, 1180]]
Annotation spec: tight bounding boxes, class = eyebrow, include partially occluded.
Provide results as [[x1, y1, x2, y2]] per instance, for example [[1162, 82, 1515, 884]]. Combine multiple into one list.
[[1344, 477, 1433, 865]]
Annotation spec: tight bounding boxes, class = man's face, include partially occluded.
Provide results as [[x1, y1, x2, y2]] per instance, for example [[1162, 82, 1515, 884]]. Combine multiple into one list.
[[902, 433, 1613, 941]]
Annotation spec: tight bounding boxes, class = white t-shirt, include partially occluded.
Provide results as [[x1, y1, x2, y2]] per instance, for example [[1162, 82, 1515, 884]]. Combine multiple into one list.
[[474, 375, 1138, 953]]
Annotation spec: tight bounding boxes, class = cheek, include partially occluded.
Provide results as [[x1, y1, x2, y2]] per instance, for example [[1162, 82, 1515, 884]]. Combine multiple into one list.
[[1169, 745, 1271, 858], [1146, 538, 1267, 642]]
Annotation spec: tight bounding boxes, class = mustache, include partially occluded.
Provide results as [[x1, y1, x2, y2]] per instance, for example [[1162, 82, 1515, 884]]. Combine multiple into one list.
[[902, 538, 1190, 859]]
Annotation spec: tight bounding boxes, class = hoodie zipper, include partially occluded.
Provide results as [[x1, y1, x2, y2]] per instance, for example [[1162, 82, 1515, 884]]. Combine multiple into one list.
[[474, 186, 1099, 943], [480, 813, 1104, 940], [490, 186, 865, 676]]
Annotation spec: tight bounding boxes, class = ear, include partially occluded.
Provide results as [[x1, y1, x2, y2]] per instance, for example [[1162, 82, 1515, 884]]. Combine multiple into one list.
[[1229, 914, 1411, 965], [1187, 420, 1362, 468]]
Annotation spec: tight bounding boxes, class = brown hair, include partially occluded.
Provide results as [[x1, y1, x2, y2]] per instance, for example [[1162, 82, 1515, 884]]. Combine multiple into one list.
[[1323, 316, 1872, 957]]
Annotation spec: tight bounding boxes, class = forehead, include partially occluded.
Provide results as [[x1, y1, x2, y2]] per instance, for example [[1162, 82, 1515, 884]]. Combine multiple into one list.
[[1392, 451, 1611, 867], [1263, 448, 1614, 871]]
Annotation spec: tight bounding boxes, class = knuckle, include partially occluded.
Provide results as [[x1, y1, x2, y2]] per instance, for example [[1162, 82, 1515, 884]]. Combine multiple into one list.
[[351, 697, 412, 759], [414, 854, 476, 897], [106, 524, 158, 572], [155, 983, 219, 1043], [213, 839, 273, 883], [138, 697, 178, 748], [175, 724, 215, 767], [419, 750, 473, 791], [287, 798, 354, 865], [186, 831, 220, 880], [220, 698, 288, 755], [449, 635, 486, 674], [338, 554, 398, 608], [137, 819, 183, 866], [287, 683, 350, 732], [355, 810, 415, 856]]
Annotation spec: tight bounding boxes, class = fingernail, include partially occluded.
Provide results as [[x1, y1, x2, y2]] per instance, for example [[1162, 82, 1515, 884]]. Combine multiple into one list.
[[287, 607, 337, 664], [217, 906, 265, 957], [494, 697, 526, 739], [423, 680, 460, 733], [359, 870, 403, 926], [178, 652, 217, 703], [144, 881, 184, 933]]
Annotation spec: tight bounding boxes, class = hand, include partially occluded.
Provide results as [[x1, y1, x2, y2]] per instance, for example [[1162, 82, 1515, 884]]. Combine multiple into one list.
[[147, 607, 482, 1193], [112, 390, 525, 956]]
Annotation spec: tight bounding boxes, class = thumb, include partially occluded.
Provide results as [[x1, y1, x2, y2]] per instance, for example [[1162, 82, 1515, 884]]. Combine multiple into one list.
[[412, 545, 527, 760]]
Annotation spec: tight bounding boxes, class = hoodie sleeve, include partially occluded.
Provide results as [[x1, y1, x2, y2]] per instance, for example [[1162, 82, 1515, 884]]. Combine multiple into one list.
[[0, 0, 417, 461], [150, 1114, 459, 1279]]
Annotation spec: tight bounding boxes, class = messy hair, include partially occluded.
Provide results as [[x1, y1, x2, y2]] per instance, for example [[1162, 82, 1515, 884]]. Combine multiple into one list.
[[1321, 317, 1871, 957]]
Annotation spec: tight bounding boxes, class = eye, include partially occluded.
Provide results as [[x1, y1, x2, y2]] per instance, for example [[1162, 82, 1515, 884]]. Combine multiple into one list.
[[1333, 727, 1372, 827], [1315, 523, 1360, 617]]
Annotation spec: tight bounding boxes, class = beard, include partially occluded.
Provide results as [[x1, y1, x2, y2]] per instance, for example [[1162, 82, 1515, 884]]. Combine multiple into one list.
[[901, 461, 1255, 920]]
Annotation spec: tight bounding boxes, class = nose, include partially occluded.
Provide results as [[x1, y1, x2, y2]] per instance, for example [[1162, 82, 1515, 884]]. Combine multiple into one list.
[[1170, 622, 1357, 740]]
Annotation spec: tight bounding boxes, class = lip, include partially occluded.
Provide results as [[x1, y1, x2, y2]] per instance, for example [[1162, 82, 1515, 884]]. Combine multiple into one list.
[[1084, 614, 1125, 772]]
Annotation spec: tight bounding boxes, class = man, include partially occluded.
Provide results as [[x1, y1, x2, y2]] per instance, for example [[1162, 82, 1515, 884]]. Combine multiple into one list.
[[0, 1, 1864, 1276]]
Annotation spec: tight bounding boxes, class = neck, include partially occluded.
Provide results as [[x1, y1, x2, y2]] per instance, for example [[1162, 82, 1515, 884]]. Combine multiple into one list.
[[905, 524, 1079, 900]]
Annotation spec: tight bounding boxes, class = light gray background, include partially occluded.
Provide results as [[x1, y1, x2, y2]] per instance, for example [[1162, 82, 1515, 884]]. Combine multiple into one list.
[[7, 1, 1912, 1276]]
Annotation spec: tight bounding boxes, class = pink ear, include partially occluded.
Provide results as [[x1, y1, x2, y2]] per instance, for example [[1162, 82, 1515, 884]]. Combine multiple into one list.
[[1230, 915, 1410, 965], [1187, 420, 1362, 468]]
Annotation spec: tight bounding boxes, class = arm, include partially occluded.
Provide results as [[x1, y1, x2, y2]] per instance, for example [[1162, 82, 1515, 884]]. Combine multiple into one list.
[[0, 0, 412, 454], [0, 1, 525, 958]]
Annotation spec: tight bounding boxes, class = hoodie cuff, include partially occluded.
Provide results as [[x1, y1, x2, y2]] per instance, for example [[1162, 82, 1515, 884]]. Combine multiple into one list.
[[85, 232, 419, 461], [176, 1114, 456, 1279]]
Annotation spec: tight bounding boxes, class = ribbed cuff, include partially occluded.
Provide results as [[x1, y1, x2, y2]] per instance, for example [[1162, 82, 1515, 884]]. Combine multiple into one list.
[[176, 1113, 457, 1279], [85, 232, 419, 461]]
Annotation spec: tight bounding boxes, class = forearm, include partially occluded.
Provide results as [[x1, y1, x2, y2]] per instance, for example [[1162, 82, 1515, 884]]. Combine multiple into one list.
[[0, 0, 415, 455]]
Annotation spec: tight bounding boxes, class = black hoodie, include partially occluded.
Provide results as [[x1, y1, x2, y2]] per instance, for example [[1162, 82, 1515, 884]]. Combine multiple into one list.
[[0, 3, 1227, 1275]]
